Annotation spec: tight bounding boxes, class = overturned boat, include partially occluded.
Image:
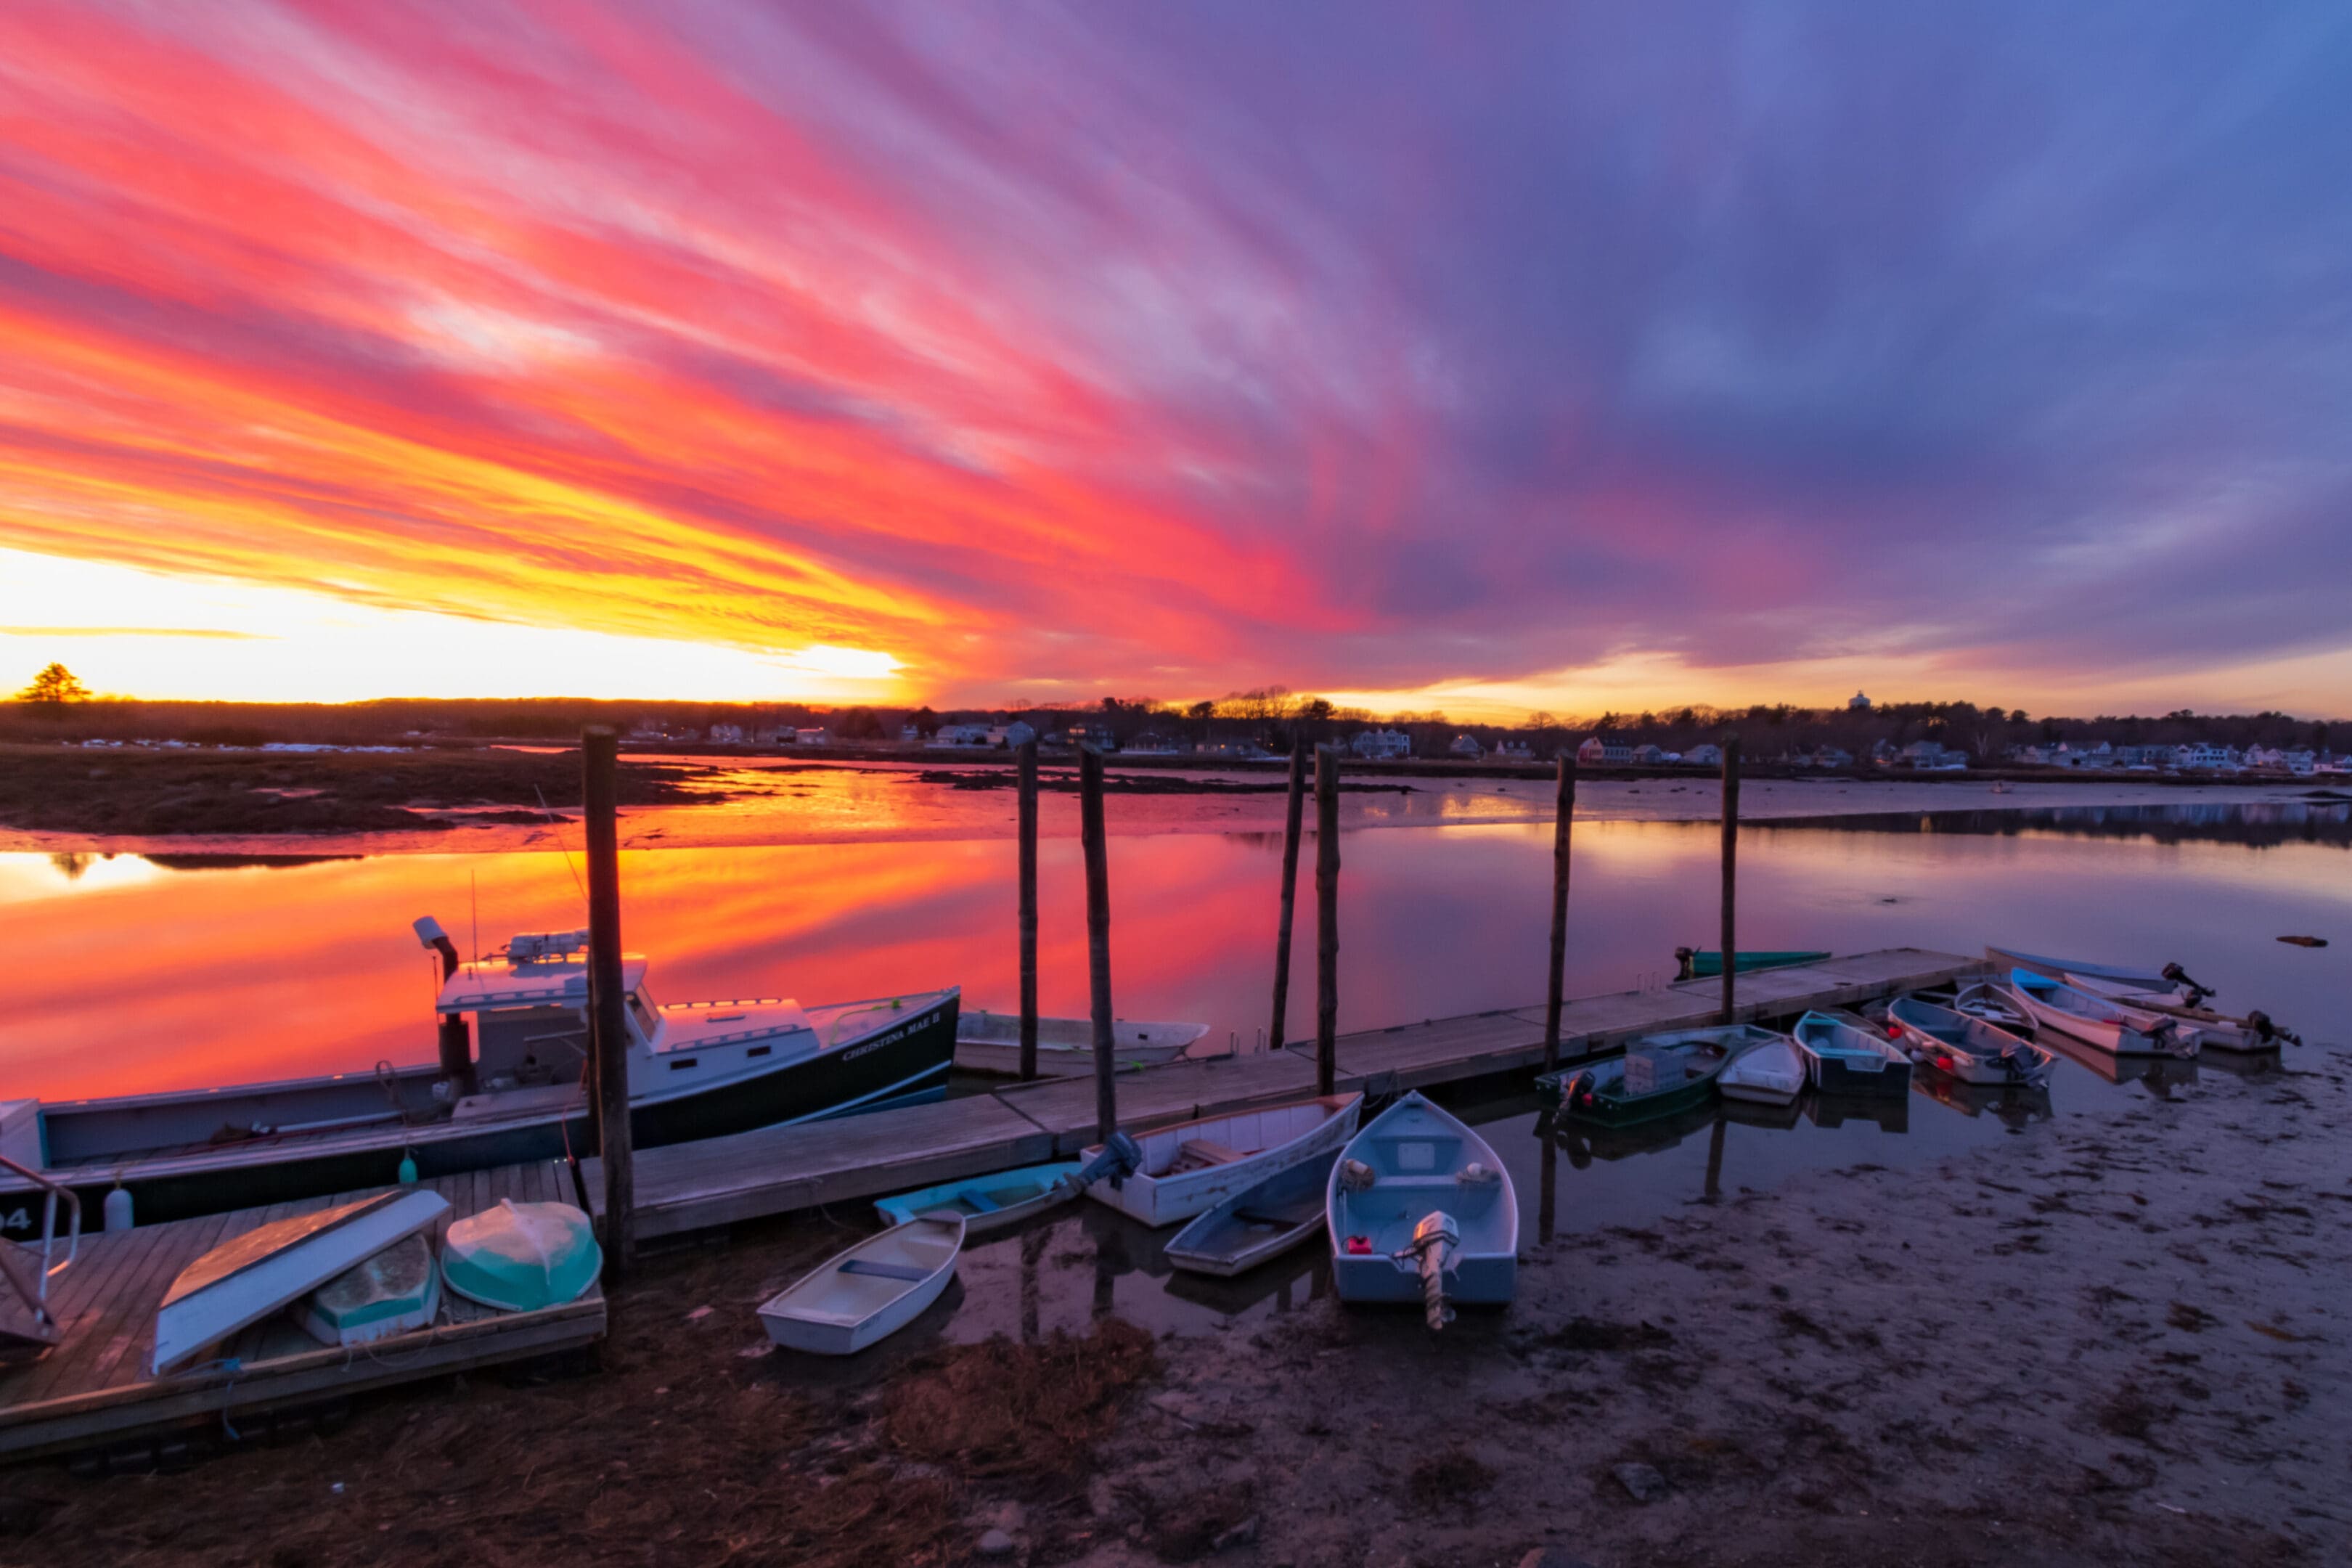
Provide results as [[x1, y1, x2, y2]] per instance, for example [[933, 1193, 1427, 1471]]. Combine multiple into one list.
[[1, 920, 957, 1236]]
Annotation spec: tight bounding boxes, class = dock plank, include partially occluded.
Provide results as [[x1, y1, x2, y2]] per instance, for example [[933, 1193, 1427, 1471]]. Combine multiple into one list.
[[586, 1095, 1057, 1239], [989, 1051, 1326, 1151], [0, 1162, 603, 1463]]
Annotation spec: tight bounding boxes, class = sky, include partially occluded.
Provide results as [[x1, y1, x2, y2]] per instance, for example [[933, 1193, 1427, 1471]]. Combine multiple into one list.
[[1, 2, 2348, 719]]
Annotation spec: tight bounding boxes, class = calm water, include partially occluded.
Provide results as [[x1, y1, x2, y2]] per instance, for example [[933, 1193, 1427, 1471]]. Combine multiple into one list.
[[4, 801, 2344, 1339]]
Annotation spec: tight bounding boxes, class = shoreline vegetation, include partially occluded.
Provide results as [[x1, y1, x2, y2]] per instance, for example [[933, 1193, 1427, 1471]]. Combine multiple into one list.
[[0, 739, 2343, 842]]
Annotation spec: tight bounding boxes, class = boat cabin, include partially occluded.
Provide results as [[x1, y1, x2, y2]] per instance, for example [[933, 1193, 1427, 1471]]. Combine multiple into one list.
[[436, 931, 822, 1098]]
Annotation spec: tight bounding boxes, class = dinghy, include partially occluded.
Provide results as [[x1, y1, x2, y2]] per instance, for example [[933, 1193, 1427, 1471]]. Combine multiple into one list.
[[1326, 1094, 1516, 1327], [1946, 981, 2032, 1032], [152, 1188, 449, 1374], [1674, 948, 1830, 980], [873, 1133, 1143, 1235], [1885, 995, 2050, 1087], [875, 1161, 1079, 1232], [1081, 1094, 1362, 1228], [439, 1199, 600, 1312], [1540, 1025, 1776, 1124], [1986, 947, 2211, 1001], [1165, 1150, 1339, 1278], [1717, 1034, 1806, 1107], [1790, 1011, 1914, 1097], [953, 1012, 1209, 1077], [2004, 971, 2181, 1056], [293, 1232, 441, 1348], [2062, 973, 2295, 1052], [759, 1214, 964, 1355]]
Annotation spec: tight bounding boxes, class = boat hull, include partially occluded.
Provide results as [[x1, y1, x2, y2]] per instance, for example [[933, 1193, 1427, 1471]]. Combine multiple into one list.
[[873, 1161, 1080, 1235], [1792, 1014, 1913, 1098], [759, 1216, 964, 1355], [1165, 1153, 1337, 1278], [1084, 1094, 1361, 1228], [1326, 1094, 1517, 1309], [2006, 977, 2170, 1055], [9, 992, 958, 1234], [1677, 950, 1831, 979]]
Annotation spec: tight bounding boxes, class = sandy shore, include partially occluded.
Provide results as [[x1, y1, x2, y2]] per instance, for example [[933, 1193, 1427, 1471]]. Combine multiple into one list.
[[6, 1048, 2341, 1567]]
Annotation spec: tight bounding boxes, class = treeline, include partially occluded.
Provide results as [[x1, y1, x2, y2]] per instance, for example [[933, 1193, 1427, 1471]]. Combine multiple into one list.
[[0, 688, 2337, 758]]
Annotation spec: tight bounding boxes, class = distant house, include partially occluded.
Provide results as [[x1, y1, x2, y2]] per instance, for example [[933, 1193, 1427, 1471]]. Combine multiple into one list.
[[1903, 739, 1966, 771], [1124, 731, 1187, 756], [985, 721, 1037, 748], [1493, 739, 1533, 760], [1849, 691, 1872, 711], [1682, 743, 1722, 767], [1448, 735, 1485, 760], [2174, 743, 2239, 772], [2113, 745, 2171, 769], [899, 724, 923, 744], [1798, 745, 1854, 769], [928, 724, 993, 749], [1630, 743, 1666, 765], [706, 723, 746, 746], [1200, 739, 1275, 760], [1351, 728, 1413, 761], [1577, 735, 1634, 766], [794, 727, 829, 747]]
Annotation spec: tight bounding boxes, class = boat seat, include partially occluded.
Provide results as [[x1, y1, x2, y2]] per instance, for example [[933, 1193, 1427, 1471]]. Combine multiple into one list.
[[839, 1259, 932, 1283], [1177, 1139, 1247, 1167], [961, 1191, 1003, 1213]]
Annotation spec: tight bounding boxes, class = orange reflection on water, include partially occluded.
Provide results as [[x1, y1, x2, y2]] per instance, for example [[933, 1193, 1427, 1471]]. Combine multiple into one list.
[[4, 815, 2344, 1103]]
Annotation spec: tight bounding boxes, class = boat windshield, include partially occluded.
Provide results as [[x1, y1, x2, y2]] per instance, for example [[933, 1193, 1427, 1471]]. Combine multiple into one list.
[[626, 987, 661, 1039]]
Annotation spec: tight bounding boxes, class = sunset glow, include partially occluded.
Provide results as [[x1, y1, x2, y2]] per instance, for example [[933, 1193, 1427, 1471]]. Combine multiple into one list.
[[2, 4, 2348, 711]]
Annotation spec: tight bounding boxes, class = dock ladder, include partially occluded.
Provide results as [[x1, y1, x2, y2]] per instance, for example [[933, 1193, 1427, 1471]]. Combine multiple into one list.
[[0, 1155, 80, 1362]]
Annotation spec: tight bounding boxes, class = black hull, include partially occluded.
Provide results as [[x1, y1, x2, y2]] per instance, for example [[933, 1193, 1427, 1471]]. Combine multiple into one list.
[[12, 995, 958, 1233]]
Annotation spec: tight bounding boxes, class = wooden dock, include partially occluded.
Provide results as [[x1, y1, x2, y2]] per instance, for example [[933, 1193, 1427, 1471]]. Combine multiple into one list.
[[0, 1160, 603, 1464], [591, 947, 1982, 1240]]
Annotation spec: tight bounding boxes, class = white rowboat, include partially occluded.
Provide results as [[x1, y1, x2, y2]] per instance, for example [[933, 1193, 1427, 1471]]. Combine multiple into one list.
[[152, 1188, 449, 1375], [758, 1215, 965, 1355], [1718, 1035, 1807, 1106], [2004, 971, 2178, 1056], [1082, 1094, 1362, 1228], [953, 1013, 1209, 1077]]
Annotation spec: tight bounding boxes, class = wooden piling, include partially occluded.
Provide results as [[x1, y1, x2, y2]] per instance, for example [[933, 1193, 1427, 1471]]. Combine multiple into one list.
[[1719, 732, 1741, 1026], [1268, 735, 1307, 1051], [1017, 738, 1040, 1080], [1543, 755, 1577, 1069], [582, 726, 634, 1280], [1079, 745, 1117, 1144], [1314, 745, 1340, 1096]]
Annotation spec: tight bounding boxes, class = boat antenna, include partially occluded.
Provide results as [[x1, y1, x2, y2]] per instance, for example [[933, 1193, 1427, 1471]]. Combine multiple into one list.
[[534, 784, 588, 907], [470, 869, 481, 964]]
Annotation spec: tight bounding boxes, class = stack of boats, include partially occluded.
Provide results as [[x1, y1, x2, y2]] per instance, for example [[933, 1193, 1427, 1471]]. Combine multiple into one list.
[[152, 1191, 601, 1376], [1986, 947, 2295, 1055]]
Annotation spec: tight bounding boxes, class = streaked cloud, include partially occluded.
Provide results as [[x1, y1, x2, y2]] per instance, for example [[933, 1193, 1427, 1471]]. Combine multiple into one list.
[[0, 1, 2347, 711]]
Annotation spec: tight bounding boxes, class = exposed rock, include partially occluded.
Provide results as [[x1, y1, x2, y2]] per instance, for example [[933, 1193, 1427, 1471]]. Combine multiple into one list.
[[976, 1526, 1018, 1557], [1612, 1462, 1667, 1503]]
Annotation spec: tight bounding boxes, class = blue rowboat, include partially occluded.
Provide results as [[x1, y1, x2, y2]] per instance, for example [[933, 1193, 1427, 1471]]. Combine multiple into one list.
[[873, 1161, 1081, 1236], [1790, 1010, 1913, 1098]]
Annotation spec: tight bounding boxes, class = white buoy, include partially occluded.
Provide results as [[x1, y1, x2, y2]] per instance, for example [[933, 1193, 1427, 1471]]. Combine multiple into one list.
[[103, 1185, 134, 1233]]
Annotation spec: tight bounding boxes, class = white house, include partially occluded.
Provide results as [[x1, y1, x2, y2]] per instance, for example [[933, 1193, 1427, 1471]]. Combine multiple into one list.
[[1630, 743, 1667, 765], [928, 723, 994, 748], [1448, 735, 1485, 760], [985, 721, 1037, 748], [1351, 728, 1413, 760], [2173, 743, 2239, 772], [1903, 739, 1967, 771], [1849, 692, 1872, 711], [1682, 742, 1722, 767], [1577, 735, 1634, 766]]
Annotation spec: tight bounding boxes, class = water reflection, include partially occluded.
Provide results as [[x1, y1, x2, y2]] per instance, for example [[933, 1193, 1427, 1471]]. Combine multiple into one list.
[[1760, 799, 2352, 850], [2, 801, 2342, 1103]]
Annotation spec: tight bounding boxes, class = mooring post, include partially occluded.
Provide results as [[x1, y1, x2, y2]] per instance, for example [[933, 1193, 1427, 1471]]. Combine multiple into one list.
[[582, 725, 634, 1281], [1543, 754, 1577, 1069], [1080, 744, 1117, 1144], [1315, 745, 1340, 1096], [1017, 738, 1040, 1081], [1719, 732, 1741, 1027], [1268, 735, 1307, 1051]]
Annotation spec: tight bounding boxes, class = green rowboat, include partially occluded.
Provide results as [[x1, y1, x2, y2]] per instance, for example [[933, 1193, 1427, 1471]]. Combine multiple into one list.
[[1674, 948, 1832, 980], [1538, 1025, 1781, 1126]]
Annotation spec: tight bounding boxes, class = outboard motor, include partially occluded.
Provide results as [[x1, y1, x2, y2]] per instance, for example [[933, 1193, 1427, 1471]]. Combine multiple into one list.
[[414, 916, 478, 1098], [1075, 1130, 1145, 1193], [2160, 962, 2215, 1006], [1405, 1212, 1461, 1331]]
